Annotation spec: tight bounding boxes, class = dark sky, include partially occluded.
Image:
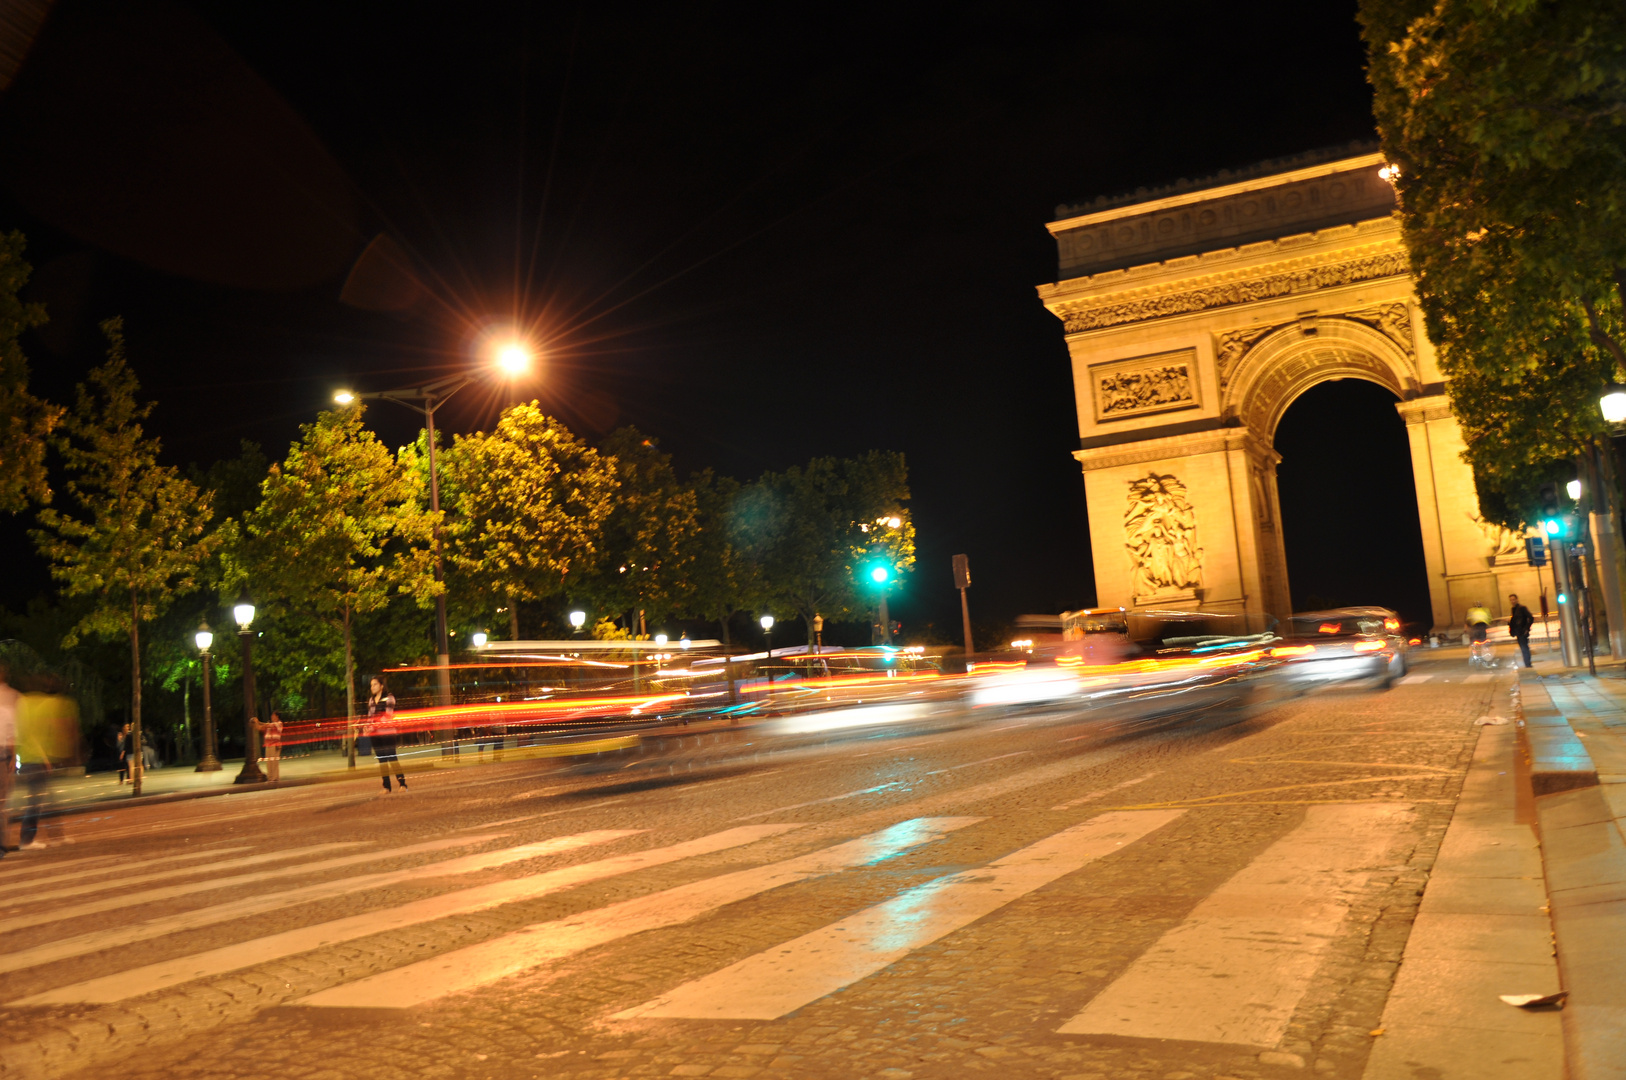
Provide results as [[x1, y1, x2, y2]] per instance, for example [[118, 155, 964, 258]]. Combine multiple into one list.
[[0, 0, 1426, 636]]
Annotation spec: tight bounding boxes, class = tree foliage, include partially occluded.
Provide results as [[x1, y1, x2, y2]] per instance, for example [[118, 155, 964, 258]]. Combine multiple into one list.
[[233, 407, 439, 724], [32, 320, 220, 792], [440, 402, 617, 636], [0, 231, 60, 512], [1360, 0, 1626, 522], [735, 451, 916, 644], [580, 428, 701, 627]]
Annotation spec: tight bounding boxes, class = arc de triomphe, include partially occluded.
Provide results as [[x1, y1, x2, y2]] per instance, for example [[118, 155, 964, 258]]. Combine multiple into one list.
[[1038, 148, 1535, 632]]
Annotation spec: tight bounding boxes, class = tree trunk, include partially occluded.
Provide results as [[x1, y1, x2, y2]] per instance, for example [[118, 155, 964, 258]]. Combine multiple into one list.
[[508, 589, 520, 640], [129, 590, 143, 797], [344, 603, 357, 768]]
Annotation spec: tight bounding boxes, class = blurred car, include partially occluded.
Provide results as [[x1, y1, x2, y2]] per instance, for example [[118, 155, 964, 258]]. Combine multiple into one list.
[[1272, 607, 1408, 690]]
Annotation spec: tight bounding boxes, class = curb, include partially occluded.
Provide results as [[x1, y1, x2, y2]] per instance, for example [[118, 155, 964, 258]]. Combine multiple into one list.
[[1515, 673, 1626, 1080]]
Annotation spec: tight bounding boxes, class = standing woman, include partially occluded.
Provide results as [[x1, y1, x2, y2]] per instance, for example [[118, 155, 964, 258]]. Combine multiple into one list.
[[367, 677, 406, 792]]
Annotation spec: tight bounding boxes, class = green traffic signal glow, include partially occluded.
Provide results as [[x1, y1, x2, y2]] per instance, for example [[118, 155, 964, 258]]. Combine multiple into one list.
[[1558, 593, 1568, 604], [1545, 519, 1561, 535], [869, 565, 889, 584]]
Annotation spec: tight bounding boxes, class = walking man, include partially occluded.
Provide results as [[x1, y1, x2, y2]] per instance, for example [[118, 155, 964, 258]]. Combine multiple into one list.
[[1509, 593, 1535, 669], [0, 665, 18, 856]]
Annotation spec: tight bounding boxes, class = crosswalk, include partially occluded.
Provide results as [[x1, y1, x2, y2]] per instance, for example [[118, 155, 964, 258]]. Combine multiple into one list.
[[2, 797, 1419, 1062]]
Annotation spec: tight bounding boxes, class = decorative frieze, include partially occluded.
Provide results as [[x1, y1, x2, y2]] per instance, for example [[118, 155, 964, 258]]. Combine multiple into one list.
[[1055, 250, 1409, 333], [1215, 325, 1277, 392], [1092, 350, 1199, 421], [1344, 302, 1415, 358]]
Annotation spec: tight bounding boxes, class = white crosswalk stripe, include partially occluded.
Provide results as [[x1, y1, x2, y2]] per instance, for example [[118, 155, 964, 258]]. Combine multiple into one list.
[[0, 831, 617, 976], [19, 824, 797, 1005], [293, 816, 984, 1009], [0, 848, 246, 898], [2, 843, 351, 909], [1057, 803, 1412, 1048], [615, 809, 1184, 1021], [1396, 674, 1433, 684], [0, 840, 412, 934]]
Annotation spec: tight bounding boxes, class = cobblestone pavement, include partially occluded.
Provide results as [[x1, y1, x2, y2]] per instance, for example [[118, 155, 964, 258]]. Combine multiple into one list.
[[0, 654, 1504, 1080]]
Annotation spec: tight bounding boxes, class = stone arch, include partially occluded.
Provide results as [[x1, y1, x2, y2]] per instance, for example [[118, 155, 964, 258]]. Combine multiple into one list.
[[1223, 317, 1417, 438]]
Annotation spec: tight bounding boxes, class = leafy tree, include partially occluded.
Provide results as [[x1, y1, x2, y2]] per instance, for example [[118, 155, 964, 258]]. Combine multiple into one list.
[[0, 231, 61, 513], [439, 403, 617, 639], [32, 320, 221, 794], [1360, 0, 1626, 486], [581, 428, 701, 630], [685, 470, 752, 643], [736, 451, 916, 647], [233, 407, 439, 754]]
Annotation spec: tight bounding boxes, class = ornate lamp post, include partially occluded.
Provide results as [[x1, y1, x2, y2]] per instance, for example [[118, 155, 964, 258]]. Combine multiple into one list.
[[194, 622, 220, 772], [569, 609, 587, 636], [760, 615, 775, 685], [232, 593, 266, 784]]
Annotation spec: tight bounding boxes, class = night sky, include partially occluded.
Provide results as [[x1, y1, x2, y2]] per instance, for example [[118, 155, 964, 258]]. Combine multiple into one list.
[[0, 0, 1432, 637]]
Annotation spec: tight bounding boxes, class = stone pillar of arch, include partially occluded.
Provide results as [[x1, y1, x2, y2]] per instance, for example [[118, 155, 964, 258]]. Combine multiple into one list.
[[1038, 150, 1542, 632]]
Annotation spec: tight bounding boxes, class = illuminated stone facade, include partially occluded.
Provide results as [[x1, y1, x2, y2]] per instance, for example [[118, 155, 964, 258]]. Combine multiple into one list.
[[1039, 148, 1537, 631]]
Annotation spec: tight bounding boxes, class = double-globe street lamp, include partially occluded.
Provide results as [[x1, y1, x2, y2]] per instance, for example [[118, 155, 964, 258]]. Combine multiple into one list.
[[232, 594, 265, 785], [336, 340, 534, 710], [194, 622, 220, 772]]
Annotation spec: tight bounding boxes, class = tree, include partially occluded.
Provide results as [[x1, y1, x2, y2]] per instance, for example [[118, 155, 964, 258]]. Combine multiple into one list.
[[686, 470, 752, 642], [1361, 0, 1626, 642], [581, 428, 701, 631], [439, 403, 617, 639], [0, 231, 61, 513], [32, 320, 221, 795], [234, 407, 438, 760], [736, 451, 916, 647]]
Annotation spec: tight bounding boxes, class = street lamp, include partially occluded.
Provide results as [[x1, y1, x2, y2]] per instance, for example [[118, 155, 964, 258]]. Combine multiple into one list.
[[194, 622, 220, 772], [1602, 384, 1626, 424], [569, 609, 587, 634], [232, 592, 265, 784], [1568, 479, 1583, 501], [813, 614, 823, 652], [760, 614, 775, 670], [472, 631, 488, 649], [333, 337, 534, 710]]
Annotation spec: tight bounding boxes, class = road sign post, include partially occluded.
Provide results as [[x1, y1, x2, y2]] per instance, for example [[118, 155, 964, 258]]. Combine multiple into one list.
[[952, 554, 974, 656]]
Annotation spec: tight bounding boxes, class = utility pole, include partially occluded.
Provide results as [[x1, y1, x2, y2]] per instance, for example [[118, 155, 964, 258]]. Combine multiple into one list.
[[952, 555, 974, 656], [194, 623, 220, 772]]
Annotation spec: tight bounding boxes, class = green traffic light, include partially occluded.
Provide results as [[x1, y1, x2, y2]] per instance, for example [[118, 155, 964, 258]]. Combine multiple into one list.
[[869, 565, 889, 584]]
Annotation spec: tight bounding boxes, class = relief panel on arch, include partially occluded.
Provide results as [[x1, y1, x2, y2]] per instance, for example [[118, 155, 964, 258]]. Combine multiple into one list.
[[1091, 348, 1200, 423]]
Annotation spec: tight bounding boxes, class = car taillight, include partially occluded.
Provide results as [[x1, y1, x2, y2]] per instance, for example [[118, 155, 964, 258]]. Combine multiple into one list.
[[1353, 640, 1385, 653], [1384, 617, 1401, 632], [1271, 645, 1316, 657]]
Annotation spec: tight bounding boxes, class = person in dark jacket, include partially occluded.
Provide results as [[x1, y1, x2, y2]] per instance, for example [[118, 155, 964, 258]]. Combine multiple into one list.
[[367, 676, 407, 792], [1508, 593, 1535, 668]]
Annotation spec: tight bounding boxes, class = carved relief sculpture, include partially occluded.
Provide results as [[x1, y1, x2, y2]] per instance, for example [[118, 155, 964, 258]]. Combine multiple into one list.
[[1126, 473, 1204, 598], [1098, 364, 1194, 417], [1345, 302, 1415, 359], [1214, 324, 1278, 392], [1469, 513, 1526, 561]]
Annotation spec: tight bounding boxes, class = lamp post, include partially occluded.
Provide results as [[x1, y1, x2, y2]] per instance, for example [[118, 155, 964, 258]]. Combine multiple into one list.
[[335, 338, 533, 710], [231, 594, 266, 784], [568, 609, 587, 636], [813, 613, 823, 652], [194, 622, 220, 772], [1593, 384, 1626, 658], [760, 614, 774, 686], [472, 631, 488, 649]]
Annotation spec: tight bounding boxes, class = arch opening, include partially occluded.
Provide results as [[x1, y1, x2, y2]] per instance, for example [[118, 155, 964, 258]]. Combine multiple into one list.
[[1273, 378, 1432, 628]]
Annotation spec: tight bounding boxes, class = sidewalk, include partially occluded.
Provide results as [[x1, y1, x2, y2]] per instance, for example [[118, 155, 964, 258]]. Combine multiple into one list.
[[1519, 660, 1626, 1080]]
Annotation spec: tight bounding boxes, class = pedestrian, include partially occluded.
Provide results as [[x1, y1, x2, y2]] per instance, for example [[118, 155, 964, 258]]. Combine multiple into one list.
[[254, 710, 284, 783], [116, 722, 132, 785], [0, 664, 18, 856], [1508, 593, 1535, 669], [17, 691, 78, 849], [367, 676, 407, 792]]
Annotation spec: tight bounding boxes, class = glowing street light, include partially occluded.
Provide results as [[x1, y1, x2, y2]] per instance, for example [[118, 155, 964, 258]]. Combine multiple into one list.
[[1602, 384, 1626, 424], [471, 631, 488, 648], [654, 633, 668, 646], [194, 622, 220, 772], [1568, 479, 1583, 501], [569, 609, 587, 633], [760, 613, 775, 669], [333, 390, 355, 406], [495, 340, 532, 377]]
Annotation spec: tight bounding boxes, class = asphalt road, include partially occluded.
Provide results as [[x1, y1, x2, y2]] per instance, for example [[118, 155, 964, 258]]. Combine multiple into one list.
[[0, 652, 1503, 1080]]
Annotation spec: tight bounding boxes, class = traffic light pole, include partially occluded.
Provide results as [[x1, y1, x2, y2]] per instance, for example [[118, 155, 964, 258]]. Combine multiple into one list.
[[1553, 541, 1585, 668]]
